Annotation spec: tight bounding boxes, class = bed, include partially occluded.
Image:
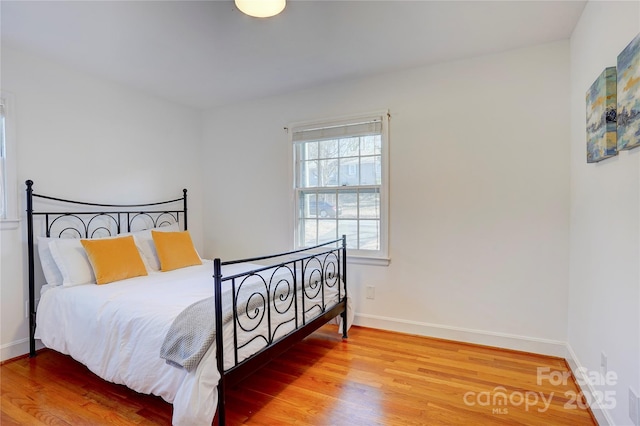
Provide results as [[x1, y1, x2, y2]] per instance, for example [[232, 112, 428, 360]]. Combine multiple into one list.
[[25, 180, 351, 425]]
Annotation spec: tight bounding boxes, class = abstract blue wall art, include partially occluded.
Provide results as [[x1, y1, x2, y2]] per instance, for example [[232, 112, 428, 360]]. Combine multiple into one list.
[[586, 67, 618, 163], [617, 32, 640, 151]]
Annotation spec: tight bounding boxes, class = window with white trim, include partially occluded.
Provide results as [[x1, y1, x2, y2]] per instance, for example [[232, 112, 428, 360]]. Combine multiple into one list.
[[0, 92, 18, 228], [292, 112, 389, 261]]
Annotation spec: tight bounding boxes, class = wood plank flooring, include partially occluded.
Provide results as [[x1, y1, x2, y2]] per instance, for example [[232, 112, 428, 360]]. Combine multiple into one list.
[[1, 325, 596, 425]]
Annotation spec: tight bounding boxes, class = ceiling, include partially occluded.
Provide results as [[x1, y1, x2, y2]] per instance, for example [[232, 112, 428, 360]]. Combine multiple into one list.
[[1, 0, 586, 110]]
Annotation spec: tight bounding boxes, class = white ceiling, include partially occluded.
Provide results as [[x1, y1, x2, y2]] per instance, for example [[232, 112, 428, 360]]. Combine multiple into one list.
[[1, 0, 586, 110]]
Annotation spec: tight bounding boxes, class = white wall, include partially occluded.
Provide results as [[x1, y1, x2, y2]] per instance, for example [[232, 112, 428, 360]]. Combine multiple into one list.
[[568, 2, 640, 425], [0, 46, 204, 361], [202, 41, 571, 355]]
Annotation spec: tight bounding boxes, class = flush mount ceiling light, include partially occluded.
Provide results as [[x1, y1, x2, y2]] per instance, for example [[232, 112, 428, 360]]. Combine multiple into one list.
[[235, 0, 286, 18]]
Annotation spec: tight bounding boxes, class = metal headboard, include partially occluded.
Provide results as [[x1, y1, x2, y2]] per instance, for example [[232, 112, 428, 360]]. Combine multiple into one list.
[[25, 179, 188, 356]]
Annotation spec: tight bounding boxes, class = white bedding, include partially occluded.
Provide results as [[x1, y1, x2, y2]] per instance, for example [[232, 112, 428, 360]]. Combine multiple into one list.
[[35, 259, 351, 425]]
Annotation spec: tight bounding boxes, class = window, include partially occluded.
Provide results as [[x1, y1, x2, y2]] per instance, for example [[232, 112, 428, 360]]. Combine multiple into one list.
[[1, 92, 18, 229], [292, 112, 389, 263]]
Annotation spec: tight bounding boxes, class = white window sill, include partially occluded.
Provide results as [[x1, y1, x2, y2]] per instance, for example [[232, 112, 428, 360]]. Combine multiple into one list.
[[0, 218, 20, 231], [348, 255, 390, 266]]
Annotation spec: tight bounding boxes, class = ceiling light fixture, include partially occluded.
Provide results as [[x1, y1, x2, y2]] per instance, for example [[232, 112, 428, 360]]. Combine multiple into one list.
[[235, 0, 286, 18]]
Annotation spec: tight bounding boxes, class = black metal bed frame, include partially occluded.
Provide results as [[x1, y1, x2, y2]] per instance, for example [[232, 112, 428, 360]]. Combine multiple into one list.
[[213, 238, 348, 424], [25, 180, 348, 425]]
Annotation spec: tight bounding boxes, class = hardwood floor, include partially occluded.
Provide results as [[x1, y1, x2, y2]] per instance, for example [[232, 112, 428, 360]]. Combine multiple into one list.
[[1, 325, 596, 425]]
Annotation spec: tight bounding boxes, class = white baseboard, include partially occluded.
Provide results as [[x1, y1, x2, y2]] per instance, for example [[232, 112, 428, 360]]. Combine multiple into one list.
[[353, 313, 567, 357], [0, 338, 44, 362], [1, 337, 30, 362], [565, 343, 613, 426]]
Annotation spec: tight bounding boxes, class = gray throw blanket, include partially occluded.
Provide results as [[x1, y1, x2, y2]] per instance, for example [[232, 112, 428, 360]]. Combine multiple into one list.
[[160, 296, 217, 372]]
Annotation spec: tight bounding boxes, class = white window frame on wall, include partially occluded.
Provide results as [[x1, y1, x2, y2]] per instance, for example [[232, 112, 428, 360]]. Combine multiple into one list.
[[1, 92, 19, 230], [290, 111, 390, 266]]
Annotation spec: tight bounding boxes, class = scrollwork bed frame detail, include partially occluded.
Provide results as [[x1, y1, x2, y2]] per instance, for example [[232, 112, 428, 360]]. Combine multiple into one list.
[[26, 180, 188, 357]]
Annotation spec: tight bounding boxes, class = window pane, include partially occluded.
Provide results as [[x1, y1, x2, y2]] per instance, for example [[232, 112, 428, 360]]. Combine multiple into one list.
[[317, 219, 337, 244], [339, 137, 359, 157], [360, 155, 381, 185], [300, 192, 316, 217], [337, 192, 357, 218], [300, 191, 338, 218], [299, 160, 318, 188], [318, 139, 338, 159], [319, 159, 338, 186], [302, 219, 317, 247], [361, 135, 381, 156], [338, 219, 358, 249], [303, 141, 318, 160], [339, 157, 359, 186], [316, 192, 336, 218], [359, 220, 380, 250], [359, 190, 380, 219]]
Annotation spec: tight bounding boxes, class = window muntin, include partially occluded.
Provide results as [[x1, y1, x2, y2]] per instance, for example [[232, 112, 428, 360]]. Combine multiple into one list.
[[293, 113, 388, 258]]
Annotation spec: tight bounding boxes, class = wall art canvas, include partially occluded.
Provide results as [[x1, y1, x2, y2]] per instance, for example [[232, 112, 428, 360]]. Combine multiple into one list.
[[586, 67, 618, 163], [617, 32, 640, 151]]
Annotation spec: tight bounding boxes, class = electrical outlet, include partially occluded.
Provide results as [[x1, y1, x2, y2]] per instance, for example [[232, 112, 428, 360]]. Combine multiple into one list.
[[600, 352, 608, 374], [365, 286, 375, 300], [630, 388, 640, 426]]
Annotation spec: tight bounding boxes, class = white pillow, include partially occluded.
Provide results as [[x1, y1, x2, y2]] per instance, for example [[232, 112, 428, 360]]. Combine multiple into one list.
[[37, 237, 64, 286], [126, 223, 180, 271], [49, 238, 96, 286]]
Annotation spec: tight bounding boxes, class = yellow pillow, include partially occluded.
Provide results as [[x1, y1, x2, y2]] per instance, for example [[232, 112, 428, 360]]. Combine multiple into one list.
[[152, 230, 202, 272], [81, 236, 148, 285]]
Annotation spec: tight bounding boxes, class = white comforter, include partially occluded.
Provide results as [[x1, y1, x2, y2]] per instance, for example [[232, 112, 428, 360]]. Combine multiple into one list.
[[35, 260, 351, 425]]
